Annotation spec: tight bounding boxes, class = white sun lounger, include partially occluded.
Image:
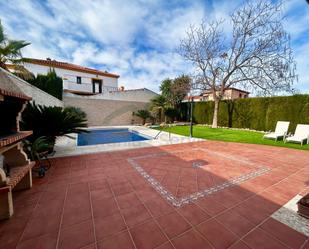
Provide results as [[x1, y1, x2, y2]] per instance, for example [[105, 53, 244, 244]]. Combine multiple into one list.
[[285, 124, 309, 146], [263, 121, 290, 141]]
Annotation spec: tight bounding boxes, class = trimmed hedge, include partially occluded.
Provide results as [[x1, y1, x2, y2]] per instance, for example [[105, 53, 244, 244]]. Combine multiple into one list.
[[180, 95, 309, 132]]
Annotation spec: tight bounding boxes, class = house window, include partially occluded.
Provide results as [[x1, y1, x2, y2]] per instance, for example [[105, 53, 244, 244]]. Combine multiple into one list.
[[77, 76, 82, 84]]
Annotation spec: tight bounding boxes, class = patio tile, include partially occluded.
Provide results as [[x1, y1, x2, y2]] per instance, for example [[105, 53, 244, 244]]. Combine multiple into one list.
[[16, 231, 58, 249], [121, 203, 152, 227], [155, 242, 175, 249], [211, 189, 243, 208], [11, 203, 35, 219], [110, 181, 134, 196], [216, 210, 255, 237], [92, 197, 119, 218], [62, 200, 92, 228], [232, 202, 269, 225], [1, 242, 18, 249], [65, 191, 90, 209], [90, 187, 113, 201], [302, 240, 309, 249], [144, 197, 174, 217], [196, 219, 238, 249], [135, 188, 160, 202], [89, 179, 109, 191], [227, 186, 253, 200], [195, 196, 226, 216], [2, 141, 309, 249], [156, 211, 191, 239], [13, 192, 41, 208], [177, 203, 210, 226], [97, 231, 135, 249], [108, 175, 128, 185], [94, 212, 126, 241], [259, 218, 307, 249], [130, 219, 167, 249], [21, 213, 61, 241], [34, 198, 64, 217], [171, 229, 213, 249], [39, 188, 66, 204], [80, 243, 96, 249], [229, 240, 251, 249], [58, 220, 95, 249], [0, 217, 28, 247], [116, 192, 141, 209], [246, 195, 281, 214], [243, 228, 289, 249]]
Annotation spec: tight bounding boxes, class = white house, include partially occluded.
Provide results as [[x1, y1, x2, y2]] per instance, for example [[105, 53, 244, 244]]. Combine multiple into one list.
[[183, 87, 250, 102], [8, 58, 120, 95], [6, 58, 158, 126]]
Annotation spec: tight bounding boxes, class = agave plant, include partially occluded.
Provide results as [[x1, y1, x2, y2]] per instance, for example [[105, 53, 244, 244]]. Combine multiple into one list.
[[21, 102, 88, 145]]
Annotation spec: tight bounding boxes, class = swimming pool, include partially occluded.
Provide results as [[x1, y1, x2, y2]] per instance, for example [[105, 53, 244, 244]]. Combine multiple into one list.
[[77, 128, 150, 146]]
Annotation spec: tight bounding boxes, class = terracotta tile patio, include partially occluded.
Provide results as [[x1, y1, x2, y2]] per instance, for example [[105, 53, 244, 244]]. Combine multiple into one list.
[[0, 141, 308, 249]]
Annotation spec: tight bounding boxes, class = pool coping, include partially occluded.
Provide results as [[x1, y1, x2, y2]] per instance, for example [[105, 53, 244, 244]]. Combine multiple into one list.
[[53, 125, 203, 158]]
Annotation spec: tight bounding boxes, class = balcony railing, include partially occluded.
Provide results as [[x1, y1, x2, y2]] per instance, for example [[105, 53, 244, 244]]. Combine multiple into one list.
[[63, 80, 119, 93]]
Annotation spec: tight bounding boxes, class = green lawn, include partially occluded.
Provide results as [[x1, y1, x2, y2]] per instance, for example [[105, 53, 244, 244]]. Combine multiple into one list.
[[153, 125, 309, 151]]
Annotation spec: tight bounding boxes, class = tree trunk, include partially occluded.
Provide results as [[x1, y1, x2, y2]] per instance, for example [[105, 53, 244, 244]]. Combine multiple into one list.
[[212, 99, 219, 128]]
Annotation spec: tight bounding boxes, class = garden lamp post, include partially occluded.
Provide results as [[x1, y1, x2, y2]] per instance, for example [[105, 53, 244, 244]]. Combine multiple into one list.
[[189, 93, 194, 138]]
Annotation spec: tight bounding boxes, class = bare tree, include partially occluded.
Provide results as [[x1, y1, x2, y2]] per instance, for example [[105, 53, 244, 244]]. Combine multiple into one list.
[[179, 0, 297, 128]]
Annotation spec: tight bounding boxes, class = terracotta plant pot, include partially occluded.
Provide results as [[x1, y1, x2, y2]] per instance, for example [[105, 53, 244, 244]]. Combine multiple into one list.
[[297, 194, 309, 219]]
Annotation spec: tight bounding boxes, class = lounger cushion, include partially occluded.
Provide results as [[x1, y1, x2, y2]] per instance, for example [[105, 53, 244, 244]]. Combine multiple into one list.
[[264, 133, 284, 139], [285, 136, 306, 143]]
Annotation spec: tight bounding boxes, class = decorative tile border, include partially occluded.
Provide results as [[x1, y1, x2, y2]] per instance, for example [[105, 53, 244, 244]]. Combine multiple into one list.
[[127, 148, 270, 207]]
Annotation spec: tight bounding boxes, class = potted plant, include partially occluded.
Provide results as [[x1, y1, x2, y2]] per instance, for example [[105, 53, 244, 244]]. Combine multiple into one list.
[[24, 136, 54, 177], [297, 194, 309, 219]]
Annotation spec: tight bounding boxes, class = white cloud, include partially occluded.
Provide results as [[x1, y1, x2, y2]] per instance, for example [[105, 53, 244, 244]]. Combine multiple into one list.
[[293, 42, 309, 92], [283, 0, 309, 38], [144, 2, 205, 50], [0, 0, 308, 93]]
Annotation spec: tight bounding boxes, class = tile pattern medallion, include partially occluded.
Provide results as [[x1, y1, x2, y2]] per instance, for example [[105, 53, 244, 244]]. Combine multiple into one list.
[[127, 148, 270, 207]]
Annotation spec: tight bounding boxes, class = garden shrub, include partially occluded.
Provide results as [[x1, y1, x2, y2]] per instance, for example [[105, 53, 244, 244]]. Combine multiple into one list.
[[164, 107, 179, 122], [180, 94, 309, 132], [64, 106, 87, 120], [27, 69, 63, 100], [21, 102, 88, 144]]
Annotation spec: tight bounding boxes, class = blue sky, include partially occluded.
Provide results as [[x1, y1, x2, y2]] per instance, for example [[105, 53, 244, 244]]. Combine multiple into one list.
[[0, 0, 308, 93]]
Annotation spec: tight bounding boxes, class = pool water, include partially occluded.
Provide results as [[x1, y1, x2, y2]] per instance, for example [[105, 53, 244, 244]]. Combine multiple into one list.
[[77, 129, 150, 146]]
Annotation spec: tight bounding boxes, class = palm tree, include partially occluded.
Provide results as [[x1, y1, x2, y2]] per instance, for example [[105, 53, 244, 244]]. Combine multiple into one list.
[[134, 110, 152, 125], [0, 20, 30, 72], [150, 95, 168, 123]]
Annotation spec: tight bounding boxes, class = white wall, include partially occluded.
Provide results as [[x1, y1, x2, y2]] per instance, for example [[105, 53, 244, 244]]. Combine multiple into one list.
[[64, 88, 157, 103], [23, 63, 119, 92], [63, 96, 149, 126]]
